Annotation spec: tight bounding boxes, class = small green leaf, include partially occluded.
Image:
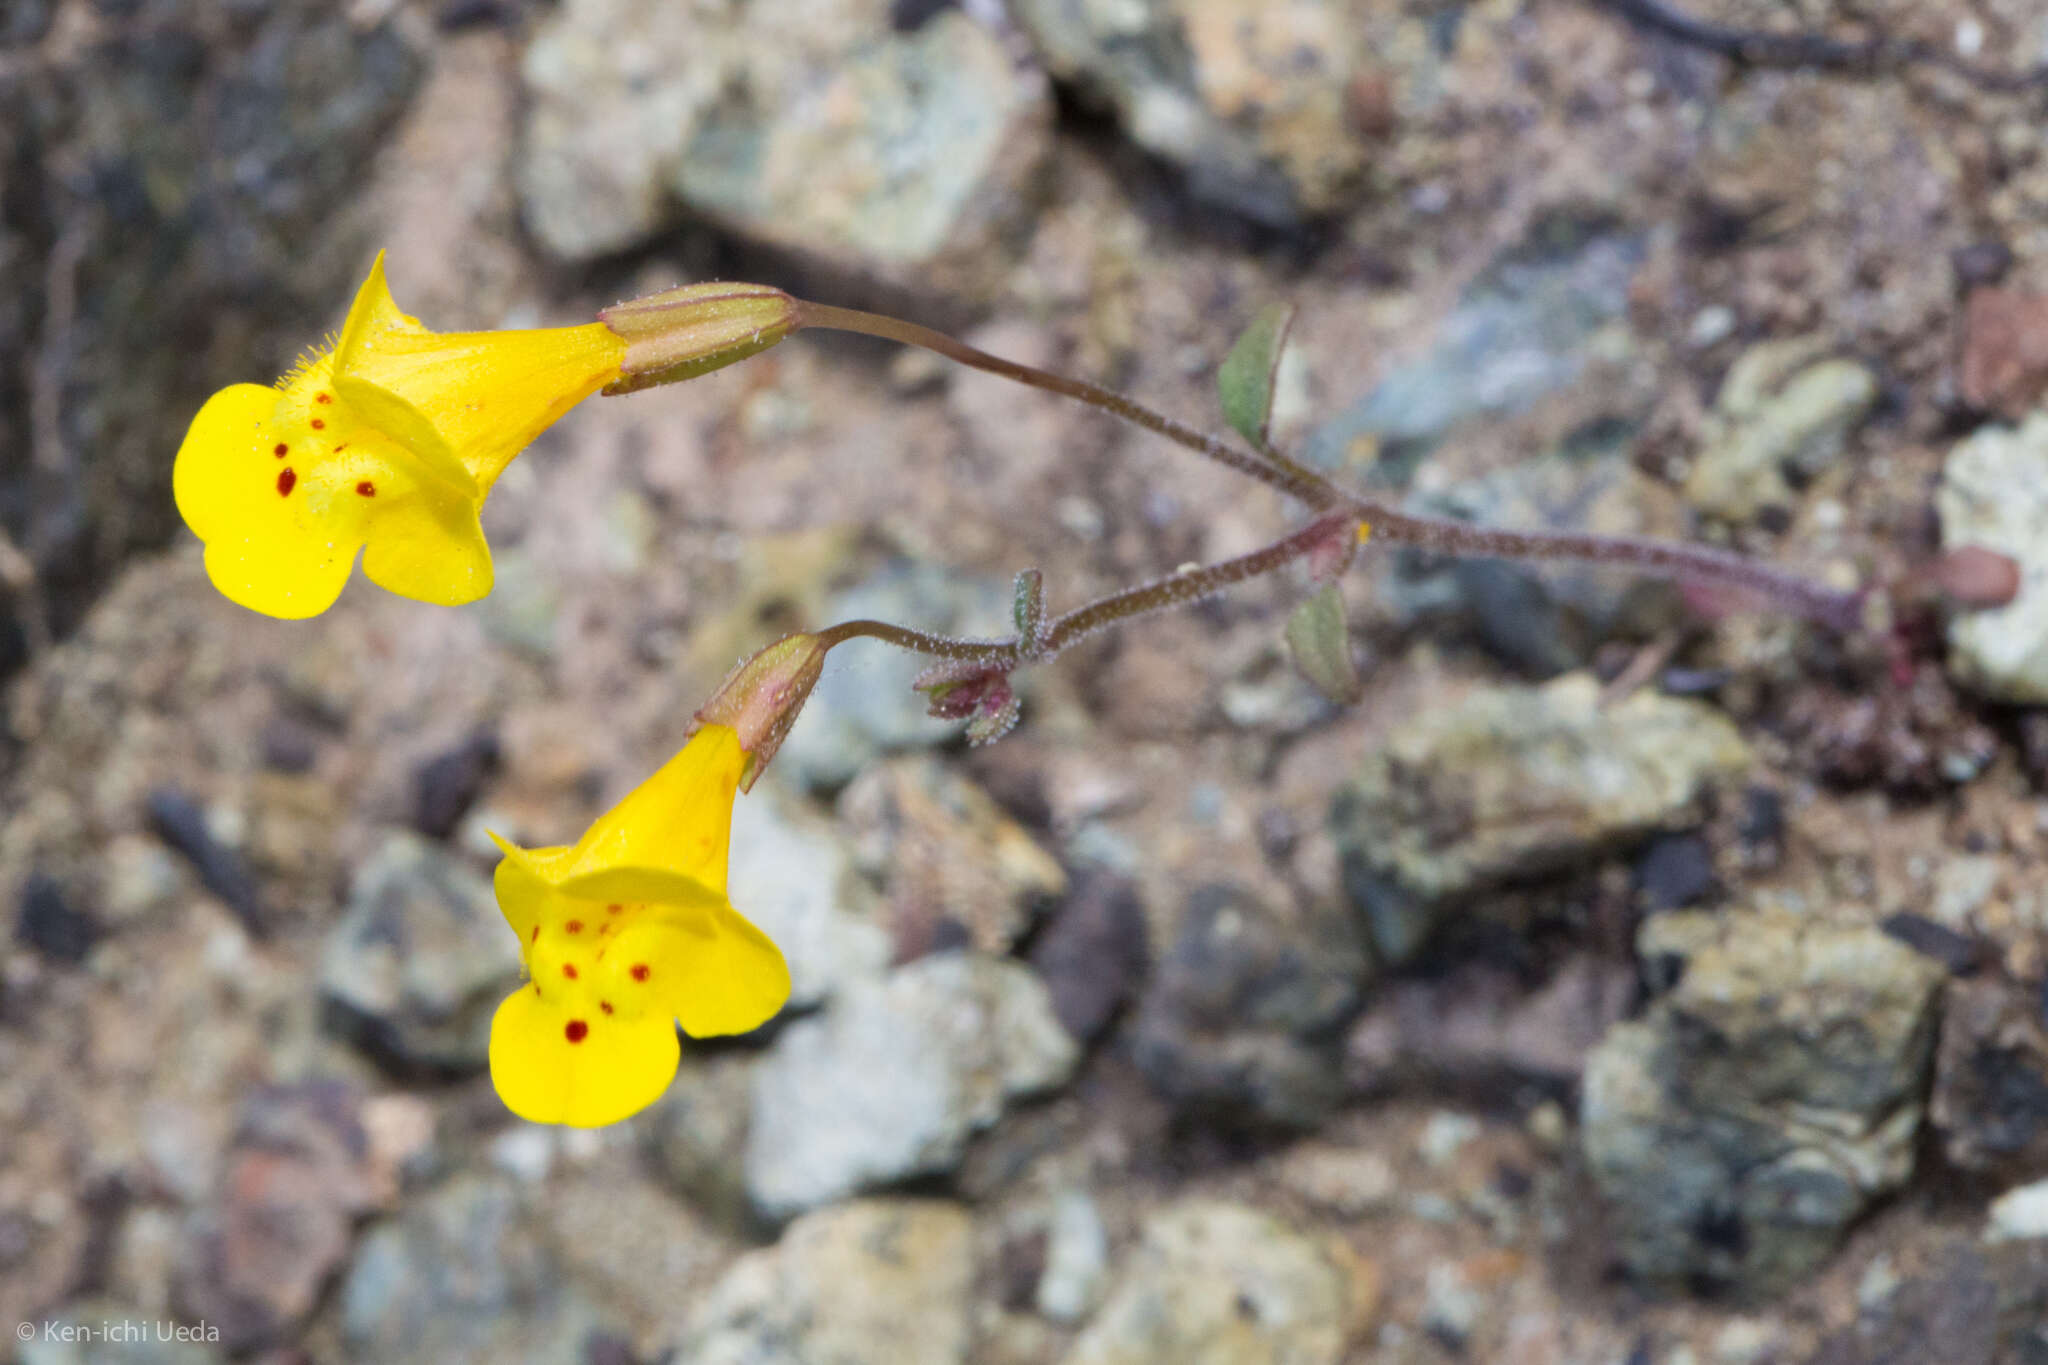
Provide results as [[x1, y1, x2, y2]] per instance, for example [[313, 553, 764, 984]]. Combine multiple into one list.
[[1217, 302, 1296, 447], [1285, 583, 1362, 705], [1012, 568, 1046, 654]]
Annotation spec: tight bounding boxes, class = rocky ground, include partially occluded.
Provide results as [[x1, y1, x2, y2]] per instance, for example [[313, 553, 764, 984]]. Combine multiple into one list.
[[5, 0, 2048, 1361]]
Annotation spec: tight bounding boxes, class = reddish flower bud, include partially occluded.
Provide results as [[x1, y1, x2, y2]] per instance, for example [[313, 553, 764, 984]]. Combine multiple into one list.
[[691, 632, 829, 790], [913, 659, 1022, 745]]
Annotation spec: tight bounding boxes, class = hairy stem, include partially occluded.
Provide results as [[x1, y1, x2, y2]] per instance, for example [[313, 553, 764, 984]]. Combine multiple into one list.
[[814, 617, 1017, 667], [1041, 514, 1355, 651], [794, 300, 1344, 507], [1354, 502, 1867, 633], [814, 515, 1358, 670], [792, 299, 1866, 633]]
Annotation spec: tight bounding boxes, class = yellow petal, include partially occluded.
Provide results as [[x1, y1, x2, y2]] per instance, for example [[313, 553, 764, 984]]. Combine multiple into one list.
[[608, 905, 790, 1038], [358, 494, 492, 606], [331, 373, 478, 498], [552, 866, 723, 910], [566, 725, 744, 893], [492, 837, 709, 913], [173, 383, 365, 619], [177, 253, 627, 619], [488, 983, 680, 1127], [489, 837, 564, 954], [491, 835, 581, 884], [175, 357, 507, 618], [335, 253, 624, 491]]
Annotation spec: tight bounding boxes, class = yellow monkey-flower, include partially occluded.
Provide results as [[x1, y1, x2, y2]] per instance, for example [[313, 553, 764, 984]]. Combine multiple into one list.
[[487, 723, 791, 1128], [173, 252, 625, 618]]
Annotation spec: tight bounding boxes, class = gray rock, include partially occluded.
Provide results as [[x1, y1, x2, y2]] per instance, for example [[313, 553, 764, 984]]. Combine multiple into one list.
[[101, 835, 184, 926], [1929, 854, 2003, 932], [1306, 223, 1644, 467], [2, 1, 49, 43], [1063, 1201, 1364, 1365], [1929, 977, 2048, 1182], [1986, 1178, 2048, 1243], [642, 1051, 759, 1229], [728, 780, 890, 1011], [516, 0, 721, 261], [410, 729, 500, 842], [1802, 1237, 2048, 1365], [319, 833, 522, 1073], [0, 4, 422, 676], [338, 1174, 608, 1365], [1219, 655, 1338, 733], [1420, 1262, 1487, 1350], [838, 756, 1066, 958], [1268, 1144, 1398, 1219], [1378, 433, 1687, 676], [1028, 870, 1150, 1044], [1856, 1252, 1904, 1312], [1131, 883, 1371, 1128], [107, 1208, 182, 1325], [669, 1199, 973, 1365], [745, 952, 1080, 1219], [1939, 411, 2048, 702], [520, 0, 1051, 291], [1417, 1110, 1481, 1167], [1582, 909, 1946, 1295], [775, 561, 1013, 792], [1684, 338, 1879, 523], [1037, 1190, 1111, 1326], [1331, 672, 1752, 967], [18, 1300, 225, 1365], [174, 1082, 383, 1351], [1009, 0, 1371, 227], [1345, 955, 1637, 1094]]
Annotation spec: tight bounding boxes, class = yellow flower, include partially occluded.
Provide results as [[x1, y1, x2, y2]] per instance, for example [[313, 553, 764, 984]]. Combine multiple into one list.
[[486, 723, 791, 1128], [172, 252, 625, 619]]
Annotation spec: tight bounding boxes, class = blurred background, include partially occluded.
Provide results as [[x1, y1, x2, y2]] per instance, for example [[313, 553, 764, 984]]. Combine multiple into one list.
[[4, 0, 2048, 1361]]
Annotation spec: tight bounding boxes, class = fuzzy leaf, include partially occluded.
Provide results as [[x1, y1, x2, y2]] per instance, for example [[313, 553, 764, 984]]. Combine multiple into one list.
[[1285, 584, 1362, 705], [1218, 303, 1295, 447], [1013, 568, 1046, 652]]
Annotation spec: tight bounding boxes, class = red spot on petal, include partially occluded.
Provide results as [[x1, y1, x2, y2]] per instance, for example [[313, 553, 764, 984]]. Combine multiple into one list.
[[565, 920, 583, 934], [277, 468, 296, 496], [356, 481, 376, 497], [565, 1020, 588, 1043], [531, 925, 540, 943], [333, 442, 348, 452], [315, 392, 333, 404], [600, 1001, 614, 1015], [310, 418, 326, 429], [607, 904, 622, 914], [562, 964, 578, 979], [631, 964, 650, 982], [273, 442, 289, 457]]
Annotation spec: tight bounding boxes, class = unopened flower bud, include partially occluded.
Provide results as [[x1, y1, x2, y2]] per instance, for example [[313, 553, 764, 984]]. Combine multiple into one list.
[[913, 658, 1021, 745], [691, 632, 829, 789], [599, 282, 802, 396]]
